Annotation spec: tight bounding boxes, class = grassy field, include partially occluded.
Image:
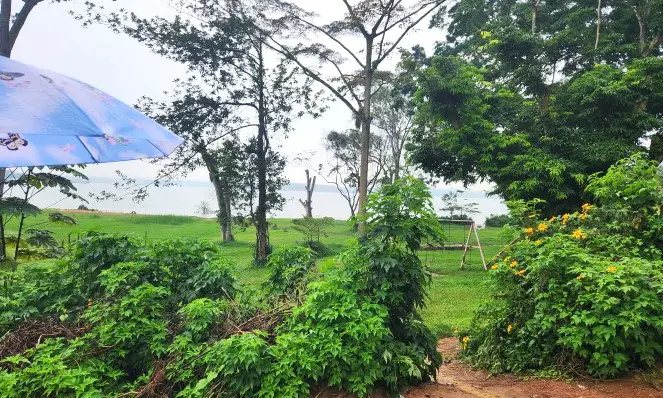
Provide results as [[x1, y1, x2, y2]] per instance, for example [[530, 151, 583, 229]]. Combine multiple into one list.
[[5, 210, 506, 336]]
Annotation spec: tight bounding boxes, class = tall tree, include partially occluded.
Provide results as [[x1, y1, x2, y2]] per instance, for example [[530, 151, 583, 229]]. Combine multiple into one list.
[[407, 1, 663, 215], [320, 129, 388, 219], [135, 81, 255, 242], [102, 0, 320, 261], [265, 0, 446, 232], [371, 84, 415, 183]]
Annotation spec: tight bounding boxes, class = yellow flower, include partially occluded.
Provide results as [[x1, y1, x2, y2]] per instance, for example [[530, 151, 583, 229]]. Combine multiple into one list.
[[510, 261, 518, 268], [561, 213, 570, 224], [515, 269, 526, 277], [606, 266, 618, 273], [462, 336, 470, 343], [578, 213, 587, 220], [537, 222, 548, 232], [507, 324, 513, 334], [571, 229, 587, 239], [535, 239, 543, 246], [491, 264, 499, 270], [582, 203, 593, 213], [548, 216, 556, 223], [525, 227, 534, 235], [576, 274, 585, 280]]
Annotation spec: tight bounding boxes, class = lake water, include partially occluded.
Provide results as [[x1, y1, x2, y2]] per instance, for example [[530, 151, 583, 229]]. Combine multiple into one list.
[[29, 181, 508, 226]]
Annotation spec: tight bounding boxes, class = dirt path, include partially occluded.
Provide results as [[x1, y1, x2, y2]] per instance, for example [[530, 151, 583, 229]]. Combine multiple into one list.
[[403, 338, 663, 398]]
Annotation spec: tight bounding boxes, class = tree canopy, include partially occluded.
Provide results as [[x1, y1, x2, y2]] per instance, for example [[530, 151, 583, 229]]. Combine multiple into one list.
[[407, 0, 663, 214]]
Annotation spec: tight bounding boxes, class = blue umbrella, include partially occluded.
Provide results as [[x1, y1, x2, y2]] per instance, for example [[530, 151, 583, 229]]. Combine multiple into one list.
[[0, 56, 184, 167]]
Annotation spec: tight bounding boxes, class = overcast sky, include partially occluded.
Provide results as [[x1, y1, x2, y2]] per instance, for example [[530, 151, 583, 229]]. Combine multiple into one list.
[[8, 0, 487, 192]]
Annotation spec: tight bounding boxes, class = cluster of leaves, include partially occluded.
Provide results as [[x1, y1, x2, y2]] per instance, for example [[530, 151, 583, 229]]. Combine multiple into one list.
[[484, 214, 515, 228], [463, 154, 663, 378], [264, 246, 316, 300]]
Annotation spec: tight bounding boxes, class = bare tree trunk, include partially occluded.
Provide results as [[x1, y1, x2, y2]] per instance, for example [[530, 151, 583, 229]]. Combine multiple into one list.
[[358, 38, 374, 235], [531, 0, 538, 34], [634, 7, 647, 55], [595, 0, 601, 50], [299, 169, 316, 217]]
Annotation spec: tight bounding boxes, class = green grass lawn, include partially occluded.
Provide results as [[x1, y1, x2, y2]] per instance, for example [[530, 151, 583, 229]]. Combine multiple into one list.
[[5, 210, 505, 337]]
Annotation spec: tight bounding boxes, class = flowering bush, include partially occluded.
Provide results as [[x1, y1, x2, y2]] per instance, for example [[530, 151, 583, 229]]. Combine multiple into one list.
[[463, 154, 663, 378]]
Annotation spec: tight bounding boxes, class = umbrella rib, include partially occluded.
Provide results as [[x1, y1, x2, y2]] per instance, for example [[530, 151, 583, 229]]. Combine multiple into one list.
[[146, 139, 168, 157], [76, 136, 99, 163]]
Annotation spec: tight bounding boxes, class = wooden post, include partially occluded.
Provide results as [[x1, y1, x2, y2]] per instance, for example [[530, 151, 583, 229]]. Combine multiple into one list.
[[474, 225, 487, 270], [460, 222, 487, 270], [460, 223, 473, 269]]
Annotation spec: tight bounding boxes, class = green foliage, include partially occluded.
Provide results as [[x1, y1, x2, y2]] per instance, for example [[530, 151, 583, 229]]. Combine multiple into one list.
[[260, 277, 422, 397], [69, 233, 140, 298], [353, 177, 444, 381], [464, 155, 663, 378], [264, 245, 316, 299], [0, 262, 81, 333], [0, 178, 449, 397], [291, 216, 334, 248], [408, 0, 663, 214], [484, 214, 514, 228]]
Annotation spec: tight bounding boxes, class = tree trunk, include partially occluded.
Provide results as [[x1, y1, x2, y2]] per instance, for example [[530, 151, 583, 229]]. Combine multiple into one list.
[[299, 169, 315, 217], [634, 7, 647, 55], [0, 1, 9, 260], [200, 147, 233, 242], [0, 167, 6, 259], [206, 162, 229, 242], [255, 40, 269, 263], [222, 178, 234, 241], [0, 0, 11, 57], [357, 37, 374, 235], [256, 127, 268, 262], [531, 0, 539, 34], [595, 0, 601, 50]]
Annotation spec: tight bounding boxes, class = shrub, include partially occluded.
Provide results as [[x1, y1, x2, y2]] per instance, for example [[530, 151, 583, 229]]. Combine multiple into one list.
[[68, 233, 140, 297], [264, 246, 316, 299], [484, 214, 515, 227], [291, 217, 334, 249], [260, 276, 424, 397], [464, 154, 663, 378]]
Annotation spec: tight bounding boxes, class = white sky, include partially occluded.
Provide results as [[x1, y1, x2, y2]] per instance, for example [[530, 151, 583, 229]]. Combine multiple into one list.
[[9, 0, 489, 192]]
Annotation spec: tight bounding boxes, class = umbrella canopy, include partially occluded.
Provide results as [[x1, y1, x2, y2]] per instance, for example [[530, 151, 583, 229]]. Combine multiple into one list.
[[0, 56, 183, 168]]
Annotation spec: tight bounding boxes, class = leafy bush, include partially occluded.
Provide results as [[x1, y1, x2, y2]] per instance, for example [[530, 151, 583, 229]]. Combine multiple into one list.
[[0, 178, 445, 397], [463, 154, 663, 378], [484, 214, 515, 227], [68, 233, 140, 297], [261, 276, 424, 397], [291, 217, 334, 250], [264, 246, 316, 299]]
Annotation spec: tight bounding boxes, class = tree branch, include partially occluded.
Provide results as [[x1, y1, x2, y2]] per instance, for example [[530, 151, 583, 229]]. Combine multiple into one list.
[[340, 0, 370, 37], [0, 0, 11, 55], [8, 0, 42, 53], [263, 37, 359, 116], [376, 2, 442, 64], [293, 15, 365, 68]]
